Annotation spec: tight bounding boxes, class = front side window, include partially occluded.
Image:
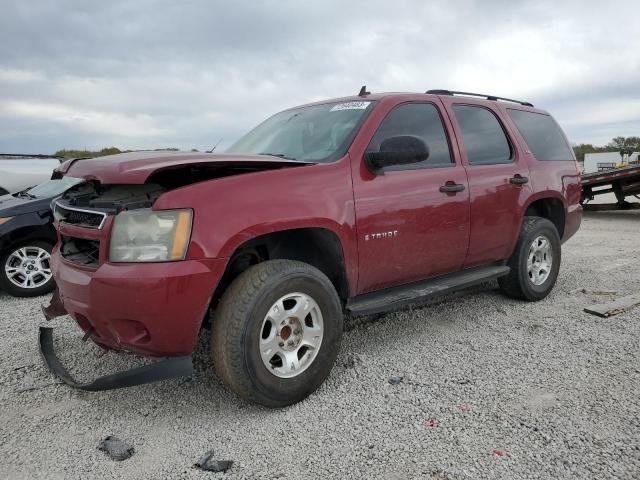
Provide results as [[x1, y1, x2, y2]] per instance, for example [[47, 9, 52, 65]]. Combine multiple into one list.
[[365, 102, 453, 171], [507, 109, 574, 161], [453, 105, 512, 165], [226, 101, 374, 163]]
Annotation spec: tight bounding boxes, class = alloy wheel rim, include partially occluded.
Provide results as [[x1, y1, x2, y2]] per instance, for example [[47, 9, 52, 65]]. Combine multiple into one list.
[[527, 235, 553, 286], [4, 246, 52, 289], [259, 292, 324, 379]]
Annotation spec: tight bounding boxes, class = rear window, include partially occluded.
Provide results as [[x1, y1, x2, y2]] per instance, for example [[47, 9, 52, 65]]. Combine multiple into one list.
[[507, 109, 573, 161]]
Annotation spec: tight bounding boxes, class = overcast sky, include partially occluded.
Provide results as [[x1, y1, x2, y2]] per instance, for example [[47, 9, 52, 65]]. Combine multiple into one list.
[[1, 0, 638, 154]]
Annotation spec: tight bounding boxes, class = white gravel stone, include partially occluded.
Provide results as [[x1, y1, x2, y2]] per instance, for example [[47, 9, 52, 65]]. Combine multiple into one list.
[[0, 208, 639, 479]]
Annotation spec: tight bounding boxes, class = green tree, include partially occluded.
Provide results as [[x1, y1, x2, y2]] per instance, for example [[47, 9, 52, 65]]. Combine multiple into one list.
[[607, 136, 640, 151], [572, 143, 598, 162], [572, 137, 640, 162], [54, 147, 132, 159], [99, 147, 122, 156]]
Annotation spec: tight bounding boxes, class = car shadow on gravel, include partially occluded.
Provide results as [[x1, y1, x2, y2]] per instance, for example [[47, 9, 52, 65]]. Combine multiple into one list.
[[35, 284, 501, 414], [32, 278, 563, 414]]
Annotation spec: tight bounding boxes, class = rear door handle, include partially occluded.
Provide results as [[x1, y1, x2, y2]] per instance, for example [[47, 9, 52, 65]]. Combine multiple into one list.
[[439, 183, 465, 193], [509, 175, 529, 185]]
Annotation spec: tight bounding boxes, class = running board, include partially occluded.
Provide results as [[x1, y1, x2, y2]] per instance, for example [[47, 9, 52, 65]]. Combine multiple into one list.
[[346, 265, 510, 316]]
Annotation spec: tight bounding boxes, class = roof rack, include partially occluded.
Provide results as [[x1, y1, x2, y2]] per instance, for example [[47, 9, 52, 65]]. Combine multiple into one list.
[[426, 89, 534, 107]]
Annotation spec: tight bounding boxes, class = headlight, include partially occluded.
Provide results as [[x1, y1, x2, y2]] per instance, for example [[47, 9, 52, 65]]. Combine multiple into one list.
[[0, 217, 13, 226], [109, 209, 192, 263]]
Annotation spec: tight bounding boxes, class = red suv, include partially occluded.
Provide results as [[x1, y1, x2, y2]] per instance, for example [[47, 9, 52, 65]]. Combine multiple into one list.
[[42, 89, 582, 406]]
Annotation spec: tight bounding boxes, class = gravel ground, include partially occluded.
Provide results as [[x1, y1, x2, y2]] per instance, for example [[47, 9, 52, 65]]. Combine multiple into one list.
[[1, 207, 639, 479]]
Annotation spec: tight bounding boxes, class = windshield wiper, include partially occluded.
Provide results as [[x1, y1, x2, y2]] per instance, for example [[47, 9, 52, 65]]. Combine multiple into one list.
[[257, 152, 298, 161]]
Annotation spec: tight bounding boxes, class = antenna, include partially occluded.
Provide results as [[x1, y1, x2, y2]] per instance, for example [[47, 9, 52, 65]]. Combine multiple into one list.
[[358, 85, 370, 97], [207, 138, 223, 153]]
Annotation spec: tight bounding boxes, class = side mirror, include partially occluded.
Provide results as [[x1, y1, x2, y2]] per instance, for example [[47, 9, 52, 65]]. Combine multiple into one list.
[[364, 135, 430, 174]]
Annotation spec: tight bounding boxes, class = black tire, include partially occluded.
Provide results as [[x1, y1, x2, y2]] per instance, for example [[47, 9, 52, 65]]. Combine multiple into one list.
[[498, 217, 561, 301], [211, 260, 343, 407], [0, 241, 56, 297]]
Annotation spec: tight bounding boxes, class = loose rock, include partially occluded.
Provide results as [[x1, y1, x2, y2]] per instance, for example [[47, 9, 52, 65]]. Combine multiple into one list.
[[342, 353, 364, 369], [97, 436, 134, 461], [195, 450, 233, 473]]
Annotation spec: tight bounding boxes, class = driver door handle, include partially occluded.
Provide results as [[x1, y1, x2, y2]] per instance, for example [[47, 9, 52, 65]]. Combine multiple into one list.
[[439, 183, 465, 193]]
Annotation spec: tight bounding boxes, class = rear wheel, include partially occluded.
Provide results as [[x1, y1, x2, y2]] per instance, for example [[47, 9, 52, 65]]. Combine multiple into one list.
[[211, 260, 343, 407], [498, 217, 561, 301], [0, 241, 55, 297]]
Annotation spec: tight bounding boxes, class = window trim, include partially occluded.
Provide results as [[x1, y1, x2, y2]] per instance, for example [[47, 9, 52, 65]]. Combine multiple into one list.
[[365, 101, 456, 173], [452, 103, 516, 166]]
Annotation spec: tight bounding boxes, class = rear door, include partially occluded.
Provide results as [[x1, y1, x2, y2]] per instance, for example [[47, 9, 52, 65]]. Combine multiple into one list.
[[351, 100, 470, 294], [439, 97, 533, 268]]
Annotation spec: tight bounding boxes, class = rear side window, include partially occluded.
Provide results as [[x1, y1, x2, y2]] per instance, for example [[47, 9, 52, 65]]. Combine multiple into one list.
[[453, 105, 512, 165], [507, 109, 573, 160], [366, 102, 452, 170]]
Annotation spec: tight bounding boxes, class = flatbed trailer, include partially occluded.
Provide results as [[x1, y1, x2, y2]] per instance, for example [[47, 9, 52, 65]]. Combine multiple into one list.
[[581, 163, 640, 206]]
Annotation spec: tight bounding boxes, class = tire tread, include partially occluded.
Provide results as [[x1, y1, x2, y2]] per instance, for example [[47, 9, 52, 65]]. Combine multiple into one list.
[[498, 216, 560, 301], [211, 259, 341, 407]]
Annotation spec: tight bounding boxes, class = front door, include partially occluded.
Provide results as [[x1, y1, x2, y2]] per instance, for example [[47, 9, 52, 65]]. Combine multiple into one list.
[[351, 101, 470, 294]]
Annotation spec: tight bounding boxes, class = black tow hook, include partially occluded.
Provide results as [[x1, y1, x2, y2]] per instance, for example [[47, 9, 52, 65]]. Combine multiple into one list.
[[38, 327, 193, 391]]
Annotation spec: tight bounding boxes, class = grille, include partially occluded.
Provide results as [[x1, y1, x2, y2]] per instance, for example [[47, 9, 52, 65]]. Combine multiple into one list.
[[54, 202, 107, 229]]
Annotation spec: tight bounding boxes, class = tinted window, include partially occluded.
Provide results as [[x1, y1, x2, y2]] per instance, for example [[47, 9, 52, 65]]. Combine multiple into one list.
[[453, 105, 512, 165], [366, 103, 452, 170], [507, 109, 573, 160]]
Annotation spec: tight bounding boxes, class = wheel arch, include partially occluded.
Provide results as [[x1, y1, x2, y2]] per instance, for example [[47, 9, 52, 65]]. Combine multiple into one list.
[[209, 227, 350, 318], [522, 195, 566, 238], [0, 223, 57, 255]]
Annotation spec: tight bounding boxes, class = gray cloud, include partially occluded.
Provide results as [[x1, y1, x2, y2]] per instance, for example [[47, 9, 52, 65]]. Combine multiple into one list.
[[1, 0, 638, 153]]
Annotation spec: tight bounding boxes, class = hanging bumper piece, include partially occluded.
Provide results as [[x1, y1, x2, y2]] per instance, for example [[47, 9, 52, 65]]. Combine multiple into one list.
[[38, 327, 193, 391]]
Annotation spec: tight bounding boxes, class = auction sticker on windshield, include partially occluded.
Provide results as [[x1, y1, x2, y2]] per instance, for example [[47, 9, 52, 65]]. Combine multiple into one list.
[[330, 101, 371, 112]]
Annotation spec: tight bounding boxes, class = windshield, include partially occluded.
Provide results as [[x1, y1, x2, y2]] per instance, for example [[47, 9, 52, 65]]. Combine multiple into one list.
[[226, 100, 374, 162], [26, 177, 84, 198]]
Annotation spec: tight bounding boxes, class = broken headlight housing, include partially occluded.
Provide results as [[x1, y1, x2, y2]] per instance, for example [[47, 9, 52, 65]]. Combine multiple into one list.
[[109, 209, 192, 263]]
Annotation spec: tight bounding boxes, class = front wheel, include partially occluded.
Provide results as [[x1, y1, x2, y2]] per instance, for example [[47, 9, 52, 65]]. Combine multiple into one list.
[[498, 217, 561, 301], [0, 241, 55, 297], [211, 260, 343, 407]]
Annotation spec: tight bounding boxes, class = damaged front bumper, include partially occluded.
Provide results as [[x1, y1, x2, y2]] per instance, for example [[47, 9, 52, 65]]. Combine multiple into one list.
[[39, 326, 193, 391], [50, 248, 226, 357]]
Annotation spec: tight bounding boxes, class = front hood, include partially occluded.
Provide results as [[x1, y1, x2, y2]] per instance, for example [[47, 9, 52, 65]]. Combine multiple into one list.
[[58, 151, 312, 184], [0, 193, 52, 217]]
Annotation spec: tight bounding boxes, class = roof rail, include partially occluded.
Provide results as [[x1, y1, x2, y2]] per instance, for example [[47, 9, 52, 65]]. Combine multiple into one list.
[[426, 89, 534, 107]]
